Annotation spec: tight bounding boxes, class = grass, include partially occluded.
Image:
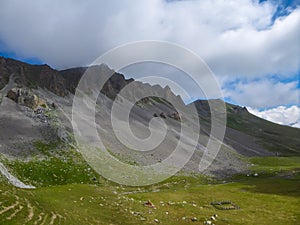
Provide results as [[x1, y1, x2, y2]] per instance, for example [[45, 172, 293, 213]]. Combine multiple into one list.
[[33, 140, 62, 156], [150, 96, 167, 104], [0, 140, 299, 225], [250, 156, 300, 172], [6, 158, 102, 187], [194, 101, 300, 156], [3, 141, 103, 187], [225, 103, 300, 156], [0, 173, 299, 225]]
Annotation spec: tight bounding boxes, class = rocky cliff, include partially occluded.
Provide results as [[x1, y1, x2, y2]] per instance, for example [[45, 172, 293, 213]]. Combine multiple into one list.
[[0, 56, 181, 103]]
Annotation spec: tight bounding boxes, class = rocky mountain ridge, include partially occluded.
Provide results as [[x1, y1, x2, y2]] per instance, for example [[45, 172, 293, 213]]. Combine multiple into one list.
[[0, 56, 299, 181], [0, 56, 182, 103]]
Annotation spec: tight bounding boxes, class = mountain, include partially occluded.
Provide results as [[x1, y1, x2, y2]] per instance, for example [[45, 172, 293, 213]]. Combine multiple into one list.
[[192, 100, 300, 156], [0, 56, 299, 225], [0, 56, 299, 177]]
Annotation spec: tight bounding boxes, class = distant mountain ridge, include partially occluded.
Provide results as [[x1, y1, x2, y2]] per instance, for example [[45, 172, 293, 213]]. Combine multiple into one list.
[[191, 100, 300, 156]]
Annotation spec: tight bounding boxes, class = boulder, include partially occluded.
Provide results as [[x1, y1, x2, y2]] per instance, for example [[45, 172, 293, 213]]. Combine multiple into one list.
[[6, 87, 45, 110], [191, 217, 197, 222], [168, 111, 181, 121], [6, 89, 18, 102], [159, 112, 166, 119], [144, 200, 156, 209]]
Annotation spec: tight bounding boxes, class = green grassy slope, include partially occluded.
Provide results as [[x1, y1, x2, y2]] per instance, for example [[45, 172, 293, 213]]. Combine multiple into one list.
[[192, 100, 300, 156], [0, 169, 299, 225], [0, 123, 299, 225], [226, 103, 300, 156], [0, 153, 299, 224]]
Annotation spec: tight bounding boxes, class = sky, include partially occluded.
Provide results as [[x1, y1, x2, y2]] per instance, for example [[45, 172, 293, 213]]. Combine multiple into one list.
[[0, 0, 299, 127]]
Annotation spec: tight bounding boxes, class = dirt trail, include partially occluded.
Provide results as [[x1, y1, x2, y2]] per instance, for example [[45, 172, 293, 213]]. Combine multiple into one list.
[[6, 205, 23, 220], [49, 212, 57, 225], [0, 200, 19, 215], [33, 213, 44, 225], [40, 214, 48, 225], [25, 199, 34, 223]]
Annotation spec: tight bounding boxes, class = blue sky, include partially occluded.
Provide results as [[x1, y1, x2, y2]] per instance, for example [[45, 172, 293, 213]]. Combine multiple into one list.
[[0, 0, 299, 126], [263, 0, 300, 20]]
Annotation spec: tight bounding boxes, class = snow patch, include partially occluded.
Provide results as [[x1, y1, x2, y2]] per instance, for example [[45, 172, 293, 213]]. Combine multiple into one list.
[[0, 162, 35, 189]]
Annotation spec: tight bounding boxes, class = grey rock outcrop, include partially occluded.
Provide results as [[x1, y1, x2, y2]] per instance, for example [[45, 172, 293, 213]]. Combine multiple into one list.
[[6, 87, 46, 110]]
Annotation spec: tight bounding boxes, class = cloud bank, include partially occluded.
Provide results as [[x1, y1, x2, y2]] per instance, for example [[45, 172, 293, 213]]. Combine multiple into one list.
[[223, 78, 299, 108], [248, 105, 300, 128], [0, 0, 299, 76]]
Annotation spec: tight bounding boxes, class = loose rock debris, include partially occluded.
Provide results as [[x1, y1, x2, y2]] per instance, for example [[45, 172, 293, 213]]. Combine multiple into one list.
[[210, 200, 240, 210]]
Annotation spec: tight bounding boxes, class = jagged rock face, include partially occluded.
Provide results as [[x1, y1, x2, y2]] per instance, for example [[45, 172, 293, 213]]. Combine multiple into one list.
[[59, 67, 86, 94], [0, 58, 10, 90], [0, 56, 184, 104], [6, 87, 45, 110], [232, 106, 248, 114], [6, 89, 18, 102], [0, 57, 67, 96], [60, 65, 134, 99], [19, 64, 67, 97], [102, 72, 134, 99]]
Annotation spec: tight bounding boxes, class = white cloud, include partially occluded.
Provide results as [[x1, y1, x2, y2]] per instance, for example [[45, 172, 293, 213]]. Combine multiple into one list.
[[223, 79, 299, 108], [0, 0, 299, 76], [0, 0, 299, 108], [248, 105, 300, 128], [207, 7, 300, 77]]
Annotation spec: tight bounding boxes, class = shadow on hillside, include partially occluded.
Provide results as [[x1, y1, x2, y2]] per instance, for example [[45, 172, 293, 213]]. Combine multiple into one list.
[[242, 176, 300, 197]]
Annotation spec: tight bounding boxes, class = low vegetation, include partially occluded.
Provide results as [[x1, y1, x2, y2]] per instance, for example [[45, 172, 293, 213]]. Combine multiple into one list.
[[0, 149, 299, 224]]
